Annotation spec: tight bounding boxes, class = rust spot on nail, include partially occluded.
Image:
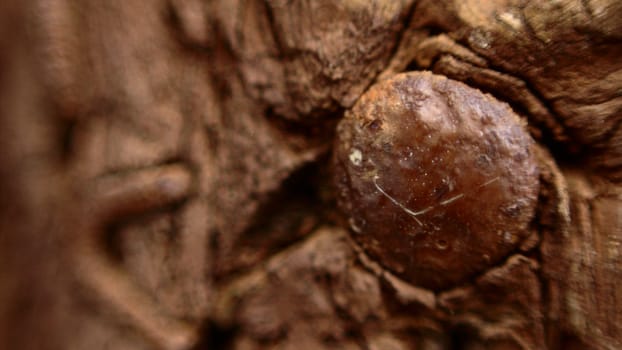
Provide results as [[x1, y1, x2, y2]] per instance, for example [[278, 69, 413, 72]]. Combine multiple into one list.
[[333, 72, 539, 290]]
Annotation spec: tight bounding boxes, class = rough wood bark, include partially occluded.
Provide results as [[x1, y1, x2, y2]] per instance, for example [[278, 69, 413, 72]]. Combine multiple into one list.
[[0, 1, 620, 349]]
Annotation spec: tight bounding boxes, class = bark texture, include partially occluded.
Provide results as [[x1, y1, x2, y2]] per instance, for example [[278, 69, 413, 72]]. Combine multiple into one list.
[[0, 1, 620, 350]]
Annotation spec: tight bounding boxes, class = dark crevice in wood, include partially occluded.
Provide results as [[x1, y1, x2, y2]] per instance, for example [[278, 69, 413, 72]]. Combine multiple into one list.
[[263, 106, 340, 152], [198, 320, 237, 350], [385, 0, 419, 67], [57, 117, 77, 163], [449, 324, 476, 350], [533, 188, 555, 350], [212, 157, 329, 282]]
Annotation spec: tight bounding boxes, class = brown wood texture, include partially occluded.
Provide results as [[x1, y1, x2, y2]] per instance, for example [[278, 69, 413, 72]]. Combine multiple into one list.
[[0, 1, 620, 349]]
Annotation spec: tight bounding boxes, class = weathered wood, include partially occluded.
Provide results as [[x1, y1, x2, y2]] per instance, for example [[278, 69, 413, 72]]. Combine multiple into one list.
[[0, 1, 620, 349]]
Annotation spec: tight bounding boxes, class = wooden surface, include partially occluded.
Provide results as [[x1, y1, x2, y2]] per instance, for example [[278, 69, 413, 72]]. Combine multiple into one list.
[[0, 1, 620, 349]]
